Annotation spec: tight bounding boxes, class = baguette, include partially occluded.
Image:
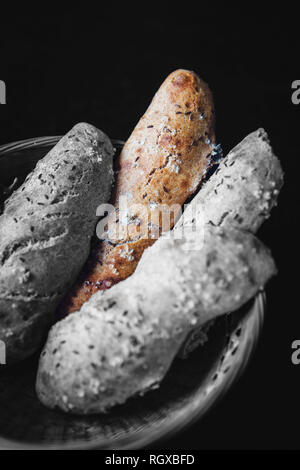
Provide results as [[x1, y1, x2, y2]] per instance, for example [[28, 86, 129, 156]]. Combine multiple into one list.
[[60, 69, 216, 315], [0, 123, 114, 364], [36, 225, 276, 414]]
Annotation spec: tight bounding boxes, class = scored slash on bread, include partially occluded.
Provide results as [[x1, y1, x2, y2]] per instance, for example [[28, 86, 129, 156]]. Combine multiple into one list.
[[59, 69, 216, 315]]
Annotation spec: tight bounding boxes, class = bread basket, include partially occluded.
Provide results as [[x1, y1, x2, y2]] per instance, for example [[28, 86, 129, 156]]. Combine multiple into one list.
[[0, 136, 265, 449]]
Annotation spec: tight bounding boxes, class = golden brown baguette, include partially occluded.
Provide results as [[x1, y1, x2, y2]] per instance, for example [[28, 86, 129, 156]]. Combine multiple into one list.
[[60, 69, 216, 315]]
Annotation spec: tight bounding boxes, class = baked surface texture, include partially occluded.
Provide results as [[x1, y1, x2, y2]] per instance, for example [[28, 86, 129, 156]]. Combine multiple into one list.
[[0, 123, 114, 363], [36, 225, 276, 414], [61, 69, 216, 315], [175, 128, 283, 233]]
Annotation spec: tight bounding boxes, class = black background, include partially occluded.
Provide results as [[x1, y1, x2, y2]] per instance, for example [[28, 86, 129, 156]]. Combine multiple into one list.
[[0, 7, 298, 450]]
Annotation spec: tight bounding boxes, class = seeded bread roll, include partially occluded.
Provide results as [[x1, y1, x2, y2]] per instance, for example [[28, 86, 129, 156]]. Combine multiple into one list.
[[175, 128, 283, 233], [0, 123, 114, 364], [60, 69, 216, 315], [36, 226, 276, 414]]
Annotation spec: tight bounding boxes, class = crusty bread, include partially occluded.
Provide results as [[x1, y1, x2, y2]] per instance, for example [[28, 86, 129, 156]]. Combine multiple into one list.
[[0, 123, 114, 364], [60, 69, 216, 315], [175, 128, 283, 233], [36, 225, 276, 414]]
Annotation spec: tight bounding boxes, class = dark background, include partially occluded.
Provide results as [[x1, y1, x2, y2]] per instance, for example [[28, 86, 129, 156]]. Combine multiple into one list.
[[0, 7, 298, 449]]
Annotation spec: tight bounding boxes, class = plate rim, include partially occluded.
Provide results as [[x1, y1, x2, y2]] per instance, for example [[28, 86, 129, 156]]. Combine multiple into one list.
[[0, 136, 125, 156]]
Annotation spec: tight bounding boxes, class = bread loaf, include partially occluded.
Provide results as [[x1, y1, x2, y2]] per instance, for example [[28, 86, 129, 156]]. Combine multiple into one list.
[[0, 123, 114, 363], [60, 69, 216, 315], [36, 225, 276, 414]]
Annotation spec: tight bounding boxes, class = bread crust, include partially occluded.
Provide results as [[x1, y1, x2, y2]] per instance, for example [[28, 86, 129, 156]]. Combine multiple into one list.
[[175, 128, 283, 233], [61, 69, 215, 315], [36, 225, 276, 414], [0, 123, 114, 363]]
